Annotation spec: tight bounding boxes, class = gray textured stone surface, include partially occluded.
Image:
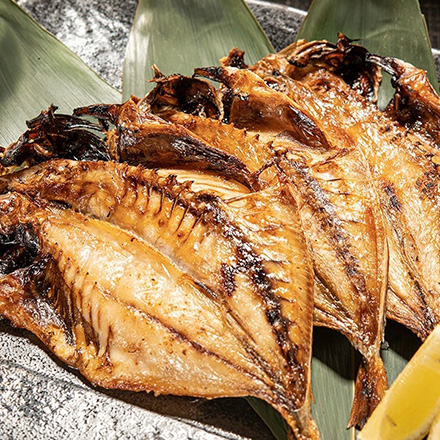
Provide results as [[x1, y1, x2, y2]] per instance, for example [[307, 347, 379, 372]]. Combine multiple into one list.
[[247, 0, 306, 52], [0, 319, 272, 440], [16, 0, 137, 90], [3, 1, 440, 439]]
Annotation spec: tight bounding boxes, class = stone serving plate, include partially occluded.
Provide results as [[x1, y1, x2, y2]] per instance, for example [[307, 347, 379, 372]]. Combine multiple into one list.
[[1, 1, 440, 439]]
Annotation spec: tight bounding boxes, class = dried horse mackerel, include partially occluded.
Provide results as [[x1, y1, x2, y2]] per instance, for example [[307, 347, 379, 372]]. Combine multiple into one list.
[[141, 66, 388, 428], [0, 155, 317, 438], [255, 36, 440, 342]]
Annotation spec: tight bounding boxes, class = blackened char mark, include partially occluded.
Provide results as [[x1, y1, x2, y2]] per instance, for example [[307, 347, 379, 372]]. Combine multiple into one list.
[[116, 126, 258, 190], [221, 48, 248, 69], [415, 170, 438, 201], [0, 246, 30, 275], [383, 184, 402, 210], [288, 34, 382, 103], [220, 263, 236, 296], [0, 251, 77, 346], [201, 195, 304, 388], [74, 103, 126, 127], [194, 66, 227, 83], [0, 106, 109, 167], [281, 159, 370, 321], [0, 223, 39, 275]]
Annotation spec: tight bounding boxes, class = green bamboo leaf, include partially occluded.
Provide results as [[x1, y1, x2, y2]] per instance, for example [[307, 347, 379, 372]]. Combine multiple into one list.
[[297, 0, 439, 108], [311, 329, 356, 440], [0, 0, 120, 146], [122, 0, 274, 100], [250, 329, 357, 440]]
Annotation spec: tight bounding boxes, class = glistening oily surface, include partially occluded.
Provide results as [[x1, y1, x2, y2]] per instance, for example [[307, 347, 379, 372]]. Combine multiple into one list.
[[2, 2, 438, 438]]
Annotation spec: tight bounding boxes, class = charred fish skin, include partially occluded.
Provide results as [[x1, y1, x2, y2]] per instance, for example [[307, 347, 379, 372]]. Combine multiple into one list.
[[149, 107, 276, 181], [0, 161, 318, 439], [142, 74, 275, 179], [191, 64, 388, 428], [367, 54, 440, 148], [273, 38, 440, 340], [1, 101, 258, 191], [75, 99, 259, 190], [275, 34, 382, 104], [0, 106, 109, 168], [146, 71, 223, 119]]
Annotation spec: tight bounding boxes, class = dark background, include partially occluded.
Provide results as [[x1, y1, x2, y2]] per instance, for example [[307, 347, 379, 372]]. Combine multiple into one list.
[[268, 0, 440, 48]]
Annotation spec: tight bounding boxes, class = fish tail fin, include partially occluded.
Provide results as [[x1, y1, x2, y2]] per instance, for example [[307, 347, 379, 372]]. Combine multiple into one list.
[[347, 355, 388, 429], [285, 413, 320, 440]]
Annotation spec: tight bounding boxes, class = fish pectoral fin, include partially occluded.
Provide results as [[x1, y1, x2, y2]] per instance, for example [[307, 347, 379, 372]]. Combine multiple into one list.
[[0, 259, 79, 366]]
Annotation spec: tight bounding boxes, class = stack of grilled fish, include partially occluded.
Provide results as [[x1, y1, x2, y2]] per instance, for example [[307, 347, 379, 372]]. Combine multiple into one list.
[[1, 35, 439, 439]]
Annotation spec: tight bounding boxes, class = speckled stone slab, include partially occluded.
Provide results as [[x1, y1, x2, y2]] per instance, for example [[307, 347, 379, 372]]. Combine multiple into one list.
[[3, 1, 440, 439]]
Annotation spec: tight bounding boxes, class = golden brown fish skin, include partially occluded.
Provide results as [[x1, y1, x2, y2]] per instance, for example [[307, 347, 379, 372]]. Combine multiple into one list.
[[190, 65, 388, 428], [195, 66, 331, 152], [278, 151, 388, 429], [260, 40, 440, 340], [145, 74, 385, 351], [152, 109, 282, 188], [0, 162, 317, 439], [156, 111, 269, 171], [156, 106, 387, 354], [147, 68, 389, 424]]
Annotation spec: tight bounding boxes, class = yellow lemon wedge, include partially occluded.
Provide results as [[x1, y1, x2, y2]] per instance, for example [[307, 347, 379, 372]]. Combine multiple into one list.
[[359, 325, 440, 440]]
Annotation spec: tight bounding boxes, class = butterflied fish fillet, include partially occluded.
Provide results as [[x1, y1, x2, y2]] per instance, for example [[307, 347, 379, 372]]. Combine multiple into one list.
[[0, 160, 317, 439], [142, 66, 388, 428], [259, 37, 440, 342]]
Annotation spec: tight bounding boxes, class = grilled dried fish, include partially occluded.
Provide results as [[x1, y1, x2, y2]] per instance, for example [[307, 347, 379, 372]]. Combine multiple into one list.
[[261, 38, 440, 342], [0, 159, 317, 439], [143, 66, 388, 427], [79, 99, 260, 189]]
